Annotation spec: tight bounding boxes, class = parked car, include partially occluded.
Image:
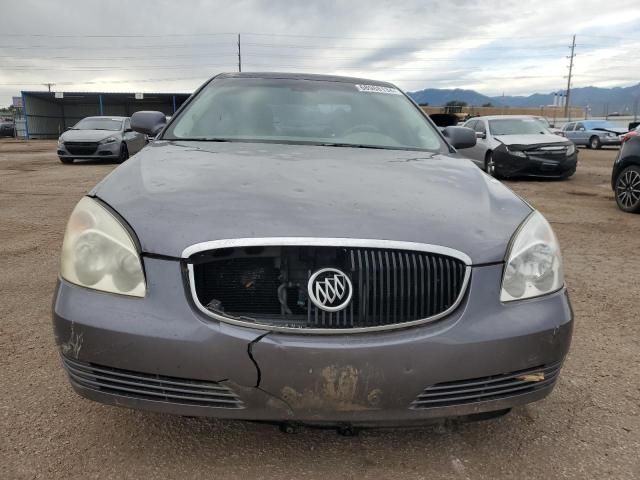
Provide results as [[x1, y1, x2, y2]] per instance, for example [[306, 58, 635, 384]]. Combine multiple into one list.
[[562, 120, 627, 149], [612, 125, 640, 213], [53, 73, 572, 430], [56, 116, 146, 164], [0, 120, 16, 137], [461, 115, 577, 179], [619, 124, 640, 144], [533, 116, 564, 136]]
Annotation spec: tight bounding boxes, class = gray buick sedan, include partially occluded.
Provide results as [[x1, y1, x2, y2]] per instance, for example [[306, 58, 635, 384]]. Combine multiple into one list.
[[53, 73, 573, 430]]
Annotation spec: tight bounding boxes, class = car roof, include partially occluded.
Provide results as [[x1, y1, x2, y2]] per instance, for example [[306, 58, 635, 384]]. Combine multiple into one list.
[[213, 72, 398, 88]]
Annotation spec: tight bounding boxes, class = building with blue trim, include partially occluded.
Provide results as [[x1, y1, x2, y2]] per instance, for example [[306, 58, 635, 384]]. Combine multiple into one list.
[[20, 91, 190, 139]]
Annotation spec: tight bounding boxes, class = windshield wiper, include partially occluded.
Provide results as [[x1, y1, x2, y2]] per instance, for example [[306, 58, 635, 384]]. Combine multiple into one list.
[[168, 137, 233, 142], [318, 142, 391, 150]]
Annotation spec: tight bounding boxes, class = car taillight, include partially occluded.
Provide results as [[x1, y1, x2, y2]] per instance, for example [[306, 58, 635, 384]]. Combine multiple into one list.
[[622, 131, 638, 143]]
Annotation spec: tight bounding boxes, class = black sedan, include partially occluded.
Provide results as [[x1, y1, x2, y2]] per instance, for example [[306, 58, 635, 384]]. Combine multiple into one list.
[[0, 120, 16, 137], [612, 126, 640, 213]]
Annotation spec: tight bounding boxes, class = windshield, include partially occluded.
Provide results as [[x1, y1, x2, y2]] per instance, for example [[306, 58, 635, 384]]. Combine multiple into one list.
[[163, 77, 446, 152], [73, 118, 123, 131], [488, 118, 548, 136]]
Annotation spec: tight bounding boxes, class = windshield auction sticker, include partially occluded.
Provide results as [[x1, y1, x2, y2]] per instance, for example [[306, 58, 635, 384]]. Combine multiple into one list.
[[355, 84, 402, 95]]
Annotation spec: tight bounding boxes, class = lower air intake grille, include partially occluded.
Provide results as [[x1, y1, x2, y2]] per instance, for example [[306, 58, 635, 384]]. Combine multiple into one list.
[[64, 141, 98, 155], [63, 356, 244, 409], [410, 362, 562, 409]]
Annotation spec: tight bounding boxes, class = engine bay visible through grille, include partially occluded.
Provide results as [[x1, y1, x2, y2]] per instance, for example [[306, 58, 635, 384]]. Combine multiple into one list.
[[188, 245, 468, 331]]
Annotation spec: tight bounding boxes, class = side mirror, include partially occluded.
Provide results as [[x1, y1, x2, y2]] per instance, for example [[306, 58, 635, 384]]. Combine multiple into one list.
[[549, 123, 555, 128], [578, 127, 585, 131], [443, 126, 477, 149], [475, 131, 486, 139], [131, 111, 166, 136], [124, 127, 133, 133]]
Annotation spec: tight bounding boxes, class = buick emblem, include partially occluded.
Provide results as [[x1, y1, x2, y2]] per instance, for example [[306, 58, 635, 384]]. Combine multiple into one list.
[[308, 268, 353, 312]]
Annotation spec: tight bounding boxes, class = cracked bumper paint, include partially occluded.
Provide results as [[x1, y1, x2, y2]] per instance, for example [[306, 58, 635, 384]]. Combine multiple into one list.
[[52, 258, 573, 426]]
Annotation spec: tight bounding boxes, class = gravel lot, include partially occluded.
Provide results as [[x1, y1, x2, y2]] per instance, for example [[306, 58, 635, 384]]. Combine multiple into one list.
[[1, 140, 638, 480]]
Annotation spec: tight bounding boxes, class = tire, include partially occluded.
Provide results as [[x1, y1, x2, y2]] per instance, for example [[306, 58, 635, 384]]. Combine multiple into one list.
[[589, 136, 602, 150], [59, 157, 74, 164], [484, 151, 496, 177], [117, 143, 129, 163], [614, 165, 640, 213]]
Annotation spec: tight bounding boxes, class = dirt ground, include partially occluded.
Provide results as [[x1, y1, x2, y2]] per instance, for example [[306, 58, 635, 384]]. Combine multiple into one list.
[[1, 139, 638, 480]]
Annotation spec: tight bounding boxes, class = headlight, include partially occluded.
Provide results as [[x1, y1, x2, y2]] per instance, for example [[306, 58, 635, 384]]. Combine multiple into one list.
[[57, 137, 64, 146], [60, 197, 146, 297], [505, 146, 526, 158], [100, 136, 117, 144], [566, 143, 575, 155], [501, 211, 564, 302]]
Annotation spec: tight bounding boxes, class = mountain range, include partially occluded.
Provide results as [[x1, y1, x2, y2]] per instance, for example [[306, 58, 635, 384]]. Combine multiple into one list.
[[408, 83, 640, 115]]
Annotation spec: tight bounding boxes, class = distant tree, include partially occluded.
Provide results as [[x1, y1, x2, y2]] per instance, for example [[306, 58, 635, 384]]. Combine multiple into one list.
[[418, 102, 429, 107], [445, 100, 467, 107], [481, 102, 493, 107]]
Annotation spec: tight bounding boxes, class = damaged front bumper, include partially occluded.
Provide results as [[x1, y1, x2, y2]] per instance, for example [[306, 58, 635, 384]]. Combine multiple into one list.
[[493, 144, 578, 178], [52, 257, 573, 426]]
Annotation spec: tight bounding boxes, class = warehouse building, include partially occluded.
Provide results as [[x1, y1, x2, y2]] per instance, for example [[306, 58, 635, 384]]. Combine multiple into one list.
[[20, 91, 191, 139]]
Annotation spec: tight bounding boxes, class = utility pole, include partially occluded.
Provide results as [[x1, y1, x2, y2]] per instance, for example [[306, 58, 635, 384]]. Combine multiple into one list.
[[43, 82, 55, 92], [237, 33, 242, 72], [564, 34, 576, 121]]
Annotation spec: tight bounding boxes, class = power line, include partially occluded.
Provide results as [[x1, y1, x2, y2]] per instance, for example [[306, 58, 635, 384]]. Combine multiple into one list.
[[242, 42, 569, 51]]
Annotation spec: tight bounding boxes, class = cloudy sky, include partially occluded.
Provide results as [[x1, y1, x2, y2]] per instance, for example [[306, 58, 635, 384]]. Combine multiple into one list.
[[1, 0, 639, 106]]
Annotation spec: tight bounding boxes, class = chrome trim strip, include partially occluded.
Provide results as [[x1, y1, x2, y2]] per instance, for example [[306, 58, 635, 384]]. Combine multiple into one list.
[[182, 237, 472, 265], [184, 237, 472, 335]]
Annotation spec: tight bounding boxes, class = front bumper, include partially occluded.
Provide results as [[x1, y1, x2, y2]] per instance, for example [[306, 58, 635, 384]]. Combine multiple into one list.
[[52, 258, 573, 426], [57, 141, 120, 159], [493, 146, 578, 178], [598, 136, 621, 146]]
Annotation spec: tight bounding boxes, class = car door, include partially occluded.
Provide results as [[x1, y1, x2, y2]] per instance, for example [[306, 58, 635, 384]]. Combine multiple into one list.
[[573, 122, 588, 145], [462, 119, 489, 167], [123, 118, 146, 154], [563, 123, 576, 142]]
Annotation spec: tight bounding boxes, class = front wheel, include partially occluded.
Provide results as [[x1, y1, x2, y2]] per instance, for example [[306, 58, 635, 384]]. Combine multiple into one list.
[[615, 166, 640, 213], [117, 143, 129, 163], [589, 136, 602, 150]]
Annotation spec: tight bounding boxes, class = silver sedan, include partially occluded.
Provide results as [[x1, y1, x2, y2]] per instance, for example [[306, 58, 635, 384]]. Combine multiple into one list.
[[57, 116, 147, 164]]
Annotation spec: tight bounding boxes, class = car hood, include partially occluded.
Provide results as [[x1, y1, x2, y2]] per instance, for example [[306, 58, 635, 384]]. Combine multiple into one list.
[[592, 127, 627, 135], [91, 141, 532, 264], [493, 134, 568, 146], [60, 129, 121, 142]]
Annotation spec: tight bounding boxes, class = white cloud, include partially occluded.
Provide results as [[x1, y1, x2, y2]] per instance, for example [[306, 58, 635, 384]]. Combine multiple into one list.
[[1, 0, 639, 105]]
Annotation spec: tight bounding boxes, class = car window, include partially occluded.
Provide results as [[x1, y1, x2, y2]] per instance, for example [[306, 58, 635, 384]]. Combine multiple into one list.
[[465, 120, 477, 130], [164, 77, 447, 152], [72, 118, 123, 131], [564, 123, 575, 131], [488, 118, 547, 136], [473, 121, 486, 134], [124, 119, 131, 131], [575, 123, 585, 130]]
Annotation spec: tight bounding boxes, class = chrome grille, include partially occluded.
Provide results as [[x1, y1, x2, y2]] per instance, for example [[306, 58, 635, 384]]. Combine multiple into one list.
[[410, 362, 562, 409], [63, 356, 244, 408], [189, 243, 469, 332]]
